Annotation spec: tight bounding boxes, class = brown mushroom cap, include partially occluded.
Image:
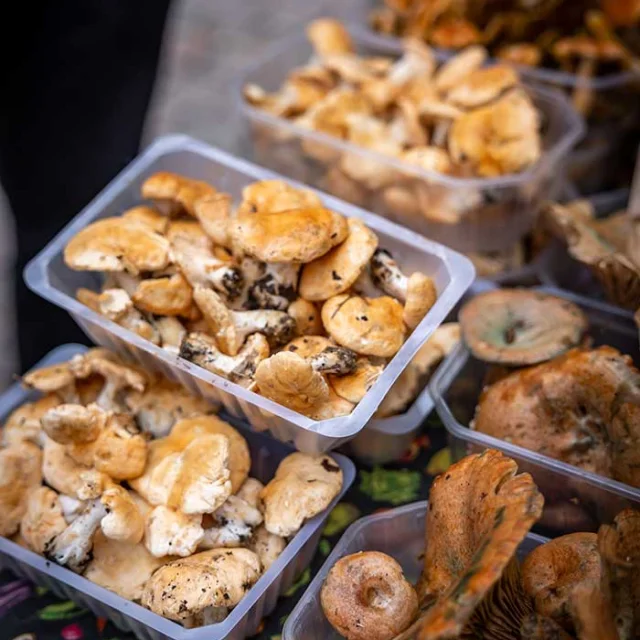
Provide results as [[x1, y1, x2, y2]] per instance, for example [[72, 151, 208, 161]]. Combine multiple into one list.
[[321, 551, 418, 640], [64, 218, 170, 274], [307, 18, 354, 57], [239, 180, 322, 214], [283, 335, 333, 358], [2, 394, 61, 446], [330, 357, 384, 404], [20, 486, 68, 554], [322, 294, 405, 357], [132, 273, 193, 316], [41, 403, 106, 445], [299, 218, 379, 301], [121, 206, 169, 234], [446, 64, 519, 109], [22, 363, 75, 395], [288, 298, 324, 336], [192, 192, 232, 247], [521, 533, 600, 632], [231, 208, 348, 263], [459, 289, 588, 366], [141, 171, 216, 217]]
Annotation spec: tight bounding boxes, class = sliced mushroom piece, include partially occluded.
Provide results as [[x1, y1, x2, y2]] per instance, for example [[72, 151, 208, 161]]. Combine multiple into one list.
[[100, 485, 145, 544], [370, 249, 437, 329], [0, 442, 43, 537], [154, 316, 187, 354], [459, 289, 588, 366], [231, 208, 348, 264], [288, 298, 324, 336], [41, 403, 107, 445], [179, 332, 269, 387], [22, 363, 78, 403], [64, 217, 170, 274], [132, 273, 193, 317], [200, 493, 263, 549], [192, 192, 232, 247], [322, 294, 406, 357], [238, 179, 322, 215], [20, 486, 68, 554], [98, 288, 160, 344], [239, 258, 300, 311], [330, 357, 384, 404], [141, 171, 216, 217], [145, 505, 205, 558], [299, 218, 379, 301], [141, 548, 261, 623], [306, 18, 353, 56], [261, 452, 343, 537], [2, 394, 61, 446], [248, 524, 286, 571]]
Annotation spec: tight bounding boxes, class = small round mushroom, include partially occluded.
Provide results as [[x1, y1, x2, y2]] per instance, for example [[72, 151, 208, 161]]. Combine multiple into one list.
[[306, 18, 353, 56], [370, 249, 437, 330], [231, 208, 349, 263], [140, 171, 216, 217], [145, 505, 205, 557], [321, 551, 418, 640], [41, 403, 107, 445], [20, 486, 68, 554], [2, 394, 61, 446], [459, 289, 588, 366], [193, 285, 295, 355], [260, 452, 343, 537], [248, 524, 287, 571], [322, 294, 406, 357], [288, 298, 324, 336], [141, 548, 262, 623], [132, 273, 194, 317], [299, 218, 379, 301], [64, 217, 170, 274], [179, 331, 270, 387]]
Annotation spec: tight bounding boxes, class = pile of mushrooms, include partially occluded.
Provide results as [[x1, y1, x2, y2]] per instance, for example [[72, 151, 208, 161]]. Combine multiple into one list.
[[244, 18, 542, 225], [320, 449, 640, 640], [0, 348, 344, 628], [64, 171, 440, 420]]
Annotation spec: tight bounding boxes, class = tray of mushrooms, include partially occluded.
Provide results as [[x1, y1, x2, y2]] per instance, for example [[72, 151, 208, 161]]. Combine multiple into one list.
[[0, 344, 355, 640], [239, 19, 583, 254], [25, 134, 474, 454], [430, 285, 640, 534], [284, 450, 640, 640]]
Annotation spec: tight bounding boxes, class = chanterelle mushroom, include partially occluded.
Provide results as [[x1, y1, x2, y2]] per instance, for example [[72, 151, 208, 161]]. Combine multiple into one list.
[[261, 452, 343, 537], [193, 285, 295, 355], [459, 289, 588, 366], [141, 171, 216, 217], [370, 249, 437, 329], [64, 217, 170, 274]]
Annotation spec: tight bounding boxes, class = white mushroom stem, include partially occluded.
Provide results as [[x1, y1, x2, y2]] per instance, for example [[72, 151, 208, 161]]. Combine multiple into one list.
[[239, 258, 300, 311], [200, 494, 263, 549], [45, 499, 107, 572], [154, 316, 186, 354], [59, 495, 85, 523], [370, 249, 411, 302], [232, 309, 296, 349], [309, 346, 357, 376]]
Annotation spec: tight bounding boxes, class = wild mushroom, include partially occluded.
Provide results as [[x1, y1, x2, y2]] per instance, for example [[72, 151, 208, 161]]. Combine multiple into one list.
[[145, 505, 205, 557], [321, 551, 418, 640], [131, 273, 193, 317], [141, 548, 261, 623], [22, 363, 78, 403], [41, 403, 107, 445], [44, 498, 107, 572], [154, 316, 187, 354], [261, 452, 343, 537], [193, 285, 295, 355], [474, 346, 640, 488], [231, 208, 348, 264], [64, 217, 170, 274], [322, 294, 406, 357], [433, 46, 488, 93], [459, 289, 588, 366], [521, 533, 600, 632], [288, 298, 324, 336], [121, 205, 169, 234], [20, 486, 69, 554], [179, 332, 269, 387], [192, 192, 232, 247], [248, 525, 287, 571], [238, 179, 322, 215], [330, 357, 384, 404], [2, 394, 61, 446], [200, 492, 263, 549], [299, 218, 379, 301], [445, 64, 518, 109], [237, 257, 300, 311], [307, 18, 353, 56], [98, 288, 160, 344], [100, 485, 145, 544], [0, 442, 43, 537], [370, 249, 437, 329], [140, 171, 216, 217]]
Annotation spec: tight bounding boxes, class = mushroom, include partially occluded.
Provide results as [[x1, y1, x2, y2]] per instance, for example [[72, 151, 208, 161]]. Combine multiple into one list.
[[231, 208, 348, 264], [299, 218, 379, 301], [459, 289, 588, 366], [121, 205, 169, 234], [141, 548, 261, 623], [238, 179, 322, 215], [100, 484, 145, 544], [330, 357, 384, 404], [64, 217, 170, 274], [76, 287, 101, 312], [261, 452, 343, 537], [413, 449, 543, 638], [247, 525, 287, 571], [306, 18, 353, 56], [433, 46, 488, 93], [445, 64, 518, 109], [321, 551, 418, 640], [154, 316, 187, 354], [145, 505, 205, 558], [200, 492, 263, 549], [41, 403, 107, 445], [308, 387, 355, 420], [20, 486, 68, 554], [473, 346, 640, 488], [521, 533, 601, 632], [237, 258, 300, 311], [22, 362, 78, 403], [370, 249, 437, 330], [321, 294, 406, 357], [192, 192, 232, 248], [179, 332, 269, 387], [193, 285, 295, 355], [44, 498, 107, 572], [140, 171, 216, 217], [84, 531, 168, 601], [124, 377, 215, 438], [98, 288, 160, 344], [131, 273, 193, 317], [2, 394, 61, 446], [287, 298, 324, 336]]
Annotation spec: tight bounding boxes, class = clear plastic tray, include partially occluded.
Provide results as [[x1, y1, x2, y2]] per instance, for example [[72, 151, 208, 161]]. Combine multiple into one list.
[[0, 343, 356, 640], [282, 501, 547, 640], [24, 134, 474, 454], [537, 188, 634, 318], [237, 26, 584, 254], [430, 285, 640, 535]]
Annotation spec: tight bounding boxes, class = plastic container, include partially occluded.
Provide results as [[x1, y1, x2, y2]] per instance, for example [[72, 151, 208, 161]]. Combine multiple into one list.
[[537, 188, 635, 319], [430, 286, 640, 535], [24, 134, 474, 454], [282, 501, 547, 640], [238, 26, 584, 254], [0, 344, 355, 640]]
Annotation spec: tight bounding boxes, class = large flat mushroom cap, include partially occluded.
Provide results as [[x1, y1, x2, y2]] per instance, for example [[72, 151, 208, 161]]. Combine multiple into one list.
[[459, 289, 588, 366], [64, 218, 170, 274], [299, 218, 379, 301], [22, 363, 74, 394], [322, 294, 405, 357], [231, 208, 348, 263], [141, 548, 261, 622]]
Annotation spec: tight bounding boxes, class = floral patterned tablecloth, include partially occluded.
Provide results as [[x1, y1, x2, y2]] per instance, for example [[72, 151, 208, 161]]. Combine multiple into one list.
[[0, 417, 449, 640]]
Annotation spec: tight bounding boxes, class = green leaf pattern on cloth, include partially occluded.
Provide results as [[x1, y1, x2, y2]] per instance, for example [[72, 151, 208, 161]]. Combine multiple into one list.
[[425, 447, 452, 476], [322, 503, 360, 536], [359, 467, 422, 505], [37, 601, 86, 621]]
